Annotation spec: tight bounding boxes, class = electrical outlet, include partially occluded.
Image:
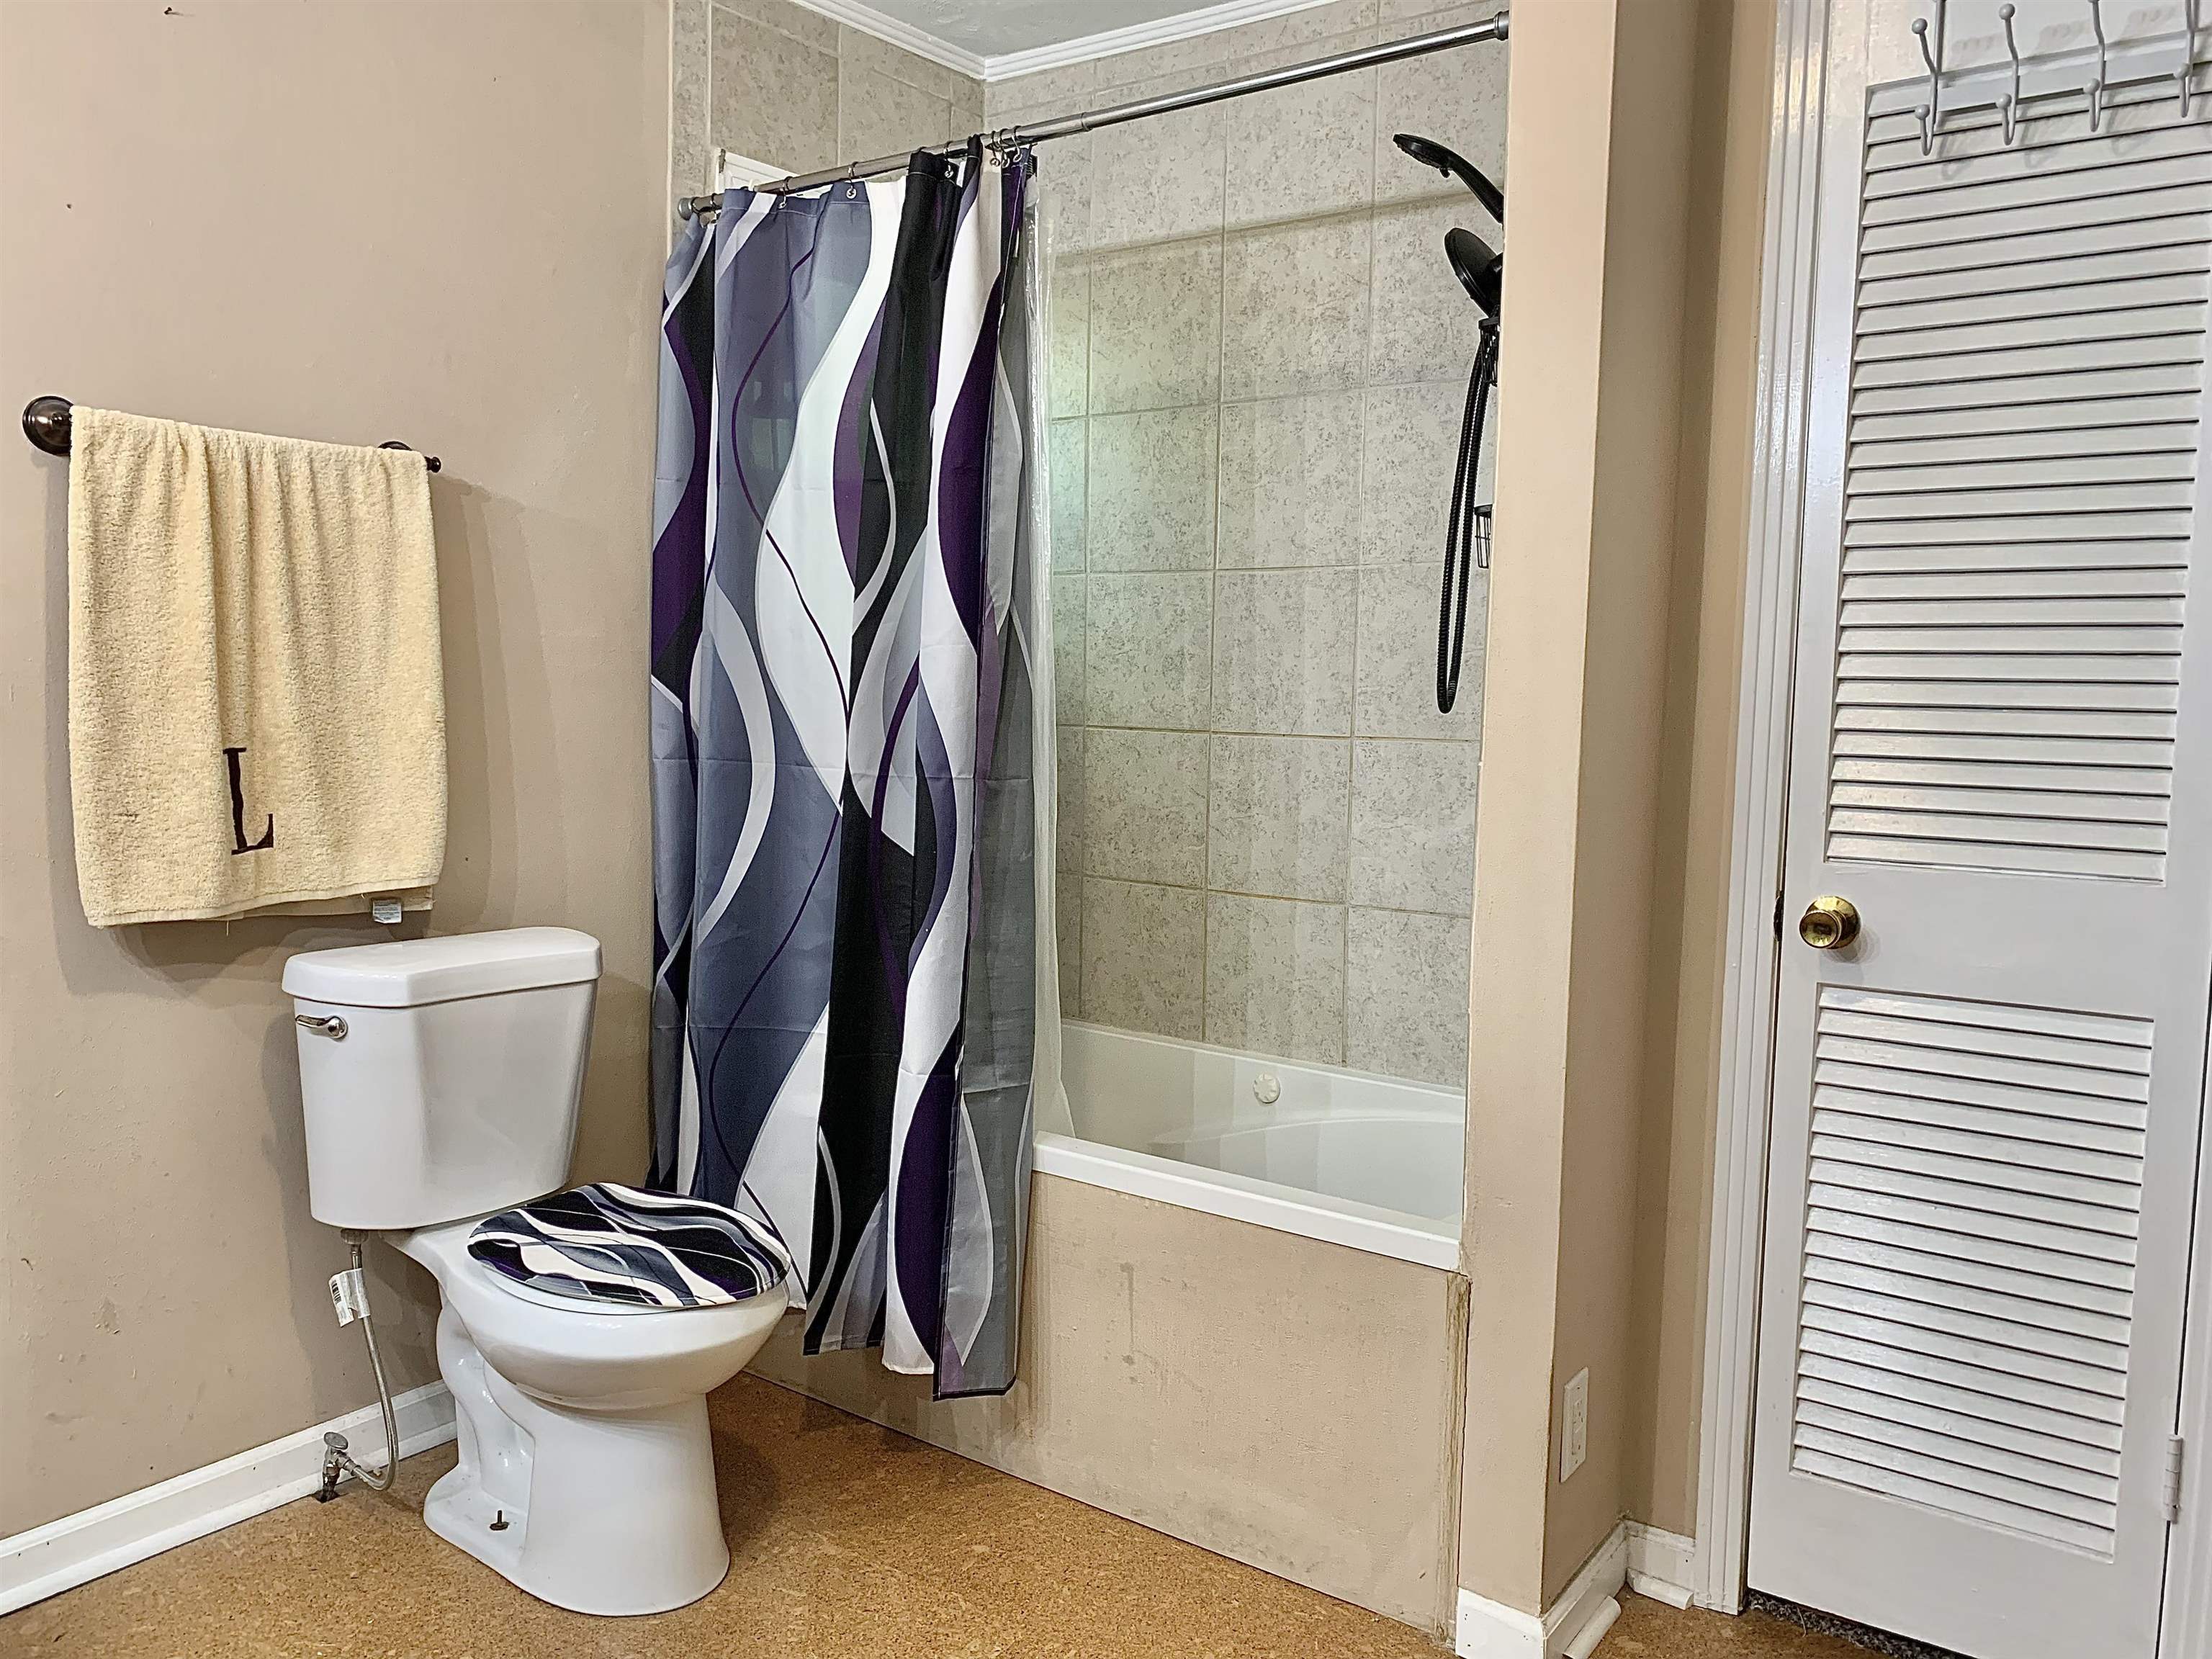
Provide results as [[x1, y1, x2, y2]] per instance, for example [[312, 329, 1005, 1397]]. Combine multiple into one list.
[[1561, 1368, 1590, 1482]]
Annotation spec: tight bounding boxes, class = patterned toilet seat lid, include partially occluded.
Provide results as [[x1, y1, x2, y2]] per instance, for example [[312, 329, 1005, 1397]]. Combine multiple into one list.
[[467, 1183, 792, 1310]]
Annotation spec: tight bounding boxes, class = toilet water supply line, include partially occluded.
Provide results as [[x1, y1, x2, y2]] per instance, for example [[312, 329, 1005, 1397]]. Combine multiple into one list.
[[315, 1233, 401, 1500]]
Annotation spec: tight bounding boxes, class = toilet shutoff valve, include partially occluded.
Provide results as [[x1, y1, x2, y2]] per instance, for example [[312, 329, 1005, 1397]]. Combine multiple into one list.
[[329, 1265, 369, 1327]]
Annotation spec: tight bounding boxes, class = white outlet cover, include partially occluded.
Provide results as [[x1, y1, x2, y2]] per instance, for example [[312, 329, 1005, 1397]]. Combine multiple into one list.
[[1562, 1367, 1589, 1482]]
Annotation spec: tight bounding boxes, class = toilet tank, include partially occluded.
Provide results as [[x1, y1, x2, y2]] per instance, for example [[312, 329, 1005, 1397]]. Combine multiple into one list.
[[283, 928, 603, 1230]]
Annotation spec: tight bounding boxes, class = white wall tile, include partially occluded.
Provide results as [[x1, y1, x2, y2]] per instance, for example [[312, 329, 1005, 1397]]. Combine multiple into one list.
[[1085, 729, 1210, 887], [1092, 81, 1227, 250], [1223, 217, 1372, 400], [1208, 734, 1351, 902], [1223, 70, 1377, 228], [984, 60, 1096, 127], [948, 77, 985, 144], [673, 0, 712, 199], [1090, 237, 1223, 414], [1048, 258, 1089, 419], [1056, 881, 1083, 1015], [1036, 132, 1093, 256], [838, 62, 950, 166], [1057, 721, 1086, 875], [1345, 907, 1470, 1085], [1087, 408, 1219, 572], [1361, 379, 1485, 565], [1213, 568, 1357, 737], [1092, 33, 1233, 96], [1354, 562, 1484, 740], [1349, 739, 1477, 914], [1227, 1, 1380, 62], [711, 2, 838, 175], [1205, 894, 1347, 1064], [1048, 418, 1087, 571], [838, 23, 953, 99], [1083, 879, 1206, 1039], [1053, 573, 1086, 724], [1087, 573, 1213, 729], [1367, 197, 1485, 386], [719, 0, 836, 50], [1217, 392, 1364, 570]]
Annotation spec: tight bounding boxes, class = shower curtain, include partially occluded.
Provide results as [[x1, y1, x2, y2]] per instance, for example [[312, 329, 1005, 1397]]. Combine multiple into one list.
[[647, 144, 1058, 1398]]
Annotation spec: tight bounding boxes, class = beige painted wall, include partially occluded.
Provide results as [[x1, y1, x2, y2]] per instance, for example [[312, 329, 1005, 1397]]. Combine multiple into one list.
[[1624, 0, 1779, 1542], [752, 1174, 1470, 1633], [1455, 0, 1773, 1612], [0, 0, 667, 1537]]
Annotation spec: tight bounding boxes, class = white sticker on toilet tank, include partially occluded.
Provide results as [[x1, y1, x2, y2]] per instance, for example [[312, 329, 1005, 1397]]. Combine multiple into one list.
[[329, 1267, 369, 1326]]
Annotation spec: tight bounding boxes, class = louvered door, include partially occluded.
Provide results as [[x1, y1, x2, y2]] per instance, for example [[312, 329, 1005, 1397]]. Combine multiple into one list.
[[1748, 26, 2212, 1659]]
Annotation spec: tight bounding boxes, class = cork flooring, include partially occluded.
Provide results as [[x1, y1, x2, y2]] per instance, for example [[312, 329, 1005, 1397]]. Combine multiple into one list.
[[4, 1375, 1873, 1659]]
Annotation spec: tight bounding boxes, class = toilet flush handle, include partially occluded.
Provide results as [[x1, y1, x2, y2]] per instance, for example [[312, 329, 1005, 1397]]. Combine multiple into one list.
[[295, 1014, 349, 1040]]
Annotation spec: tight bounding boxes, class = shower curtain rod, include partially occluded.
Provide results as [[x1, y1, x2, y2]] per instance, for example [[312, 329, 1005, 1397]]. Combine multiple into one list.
[[676, 9, 1510, 219]]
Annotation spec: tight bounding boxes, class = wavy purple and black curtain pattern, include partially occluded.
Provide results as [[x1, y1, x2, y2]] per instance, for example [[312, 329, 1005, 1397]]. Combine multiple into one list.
[[649, 145, 1049, 1397]]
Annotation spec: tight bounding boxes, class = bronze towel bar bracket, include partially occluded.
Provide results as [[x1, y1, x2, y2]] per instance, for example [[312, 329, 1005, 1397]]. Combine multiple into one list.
[[20, 397, 441, 472]]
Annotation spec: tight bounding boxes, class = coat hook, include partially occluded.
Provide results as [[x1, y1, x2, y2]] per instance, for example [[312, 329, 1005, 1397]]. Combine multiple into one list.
[[1912, 0, 1948, 156], [2181, 0, 2200, 117], [2086, 0, 2108, 132], [1998, 3, 2023, 144]]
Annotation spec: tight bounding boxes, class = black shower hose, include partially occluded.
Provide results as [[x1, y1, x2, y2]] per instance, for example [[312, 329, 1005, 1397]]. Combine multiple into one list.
[[1437, 318, 1500, 714]]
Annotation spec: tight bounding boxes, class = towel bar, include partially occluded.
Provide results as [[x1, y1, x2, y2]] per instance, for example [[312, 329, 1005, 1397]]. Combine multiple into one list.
[[20, 396, 441, 472]]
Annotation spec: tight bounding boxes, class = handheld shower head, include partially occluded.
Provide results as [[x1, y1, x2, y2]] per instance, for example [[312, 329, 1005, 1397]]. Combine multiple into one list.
[[1392, 132, 1504, 224], [1444, 228, 1503, 320]]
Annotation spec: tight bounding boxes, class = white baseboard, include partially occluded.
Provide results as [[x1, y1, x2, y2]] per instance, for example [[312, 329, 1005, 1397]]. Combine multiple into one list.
[[0, 1382, 454, 1616], [1456, 1521, 1628, 1659], [1626, 1522, 1696, 1609]]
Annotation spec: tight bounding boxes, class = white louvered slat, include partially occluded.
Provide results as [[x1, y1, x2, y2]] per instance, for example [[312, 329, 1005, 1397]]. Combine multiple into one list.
[[1791, 989, 2149, 1558], [1856, 210, 2212, 283], [1827, 96, 2205, 882], [1850, 427, 2203, 469], [1838, 539, 2192, 573], [1840, 570, 2189, 601], [1849, 455, 2198, 493], [1860, 244, 2212, 311], [1851, 395, 2204, 443], [1795, 1370, 2123, 1472]]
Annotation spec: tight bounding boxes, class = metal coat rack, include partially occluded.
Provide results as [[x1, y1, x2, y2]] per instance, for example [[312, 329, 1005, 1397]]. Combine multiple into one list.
[[19, 396, 440, 471], [1910, 0, 2206, 155]]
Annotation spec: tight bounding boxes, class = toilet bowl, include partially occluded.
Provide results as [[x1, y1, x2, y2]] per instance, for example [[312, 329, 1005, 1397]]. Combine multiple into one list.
[[284, 928, 791, 1617], [393, 1214, 785, 1614]]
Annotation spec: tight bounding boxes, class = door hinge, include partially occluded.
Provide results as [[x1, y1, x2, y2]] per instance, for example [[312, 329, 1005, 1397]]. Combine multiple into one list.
[[2165, 1436, 2185, 1524]]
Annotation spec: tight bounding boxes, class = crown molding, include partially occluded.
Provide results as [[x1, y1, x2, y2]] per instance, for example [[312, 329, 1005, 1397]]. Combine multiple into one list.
[[786, 0, 1345, 86]]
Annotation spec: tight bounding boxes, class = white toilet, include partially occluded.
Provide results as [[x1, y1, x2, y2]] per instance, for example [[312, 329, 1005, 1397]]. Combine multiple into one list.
[[284, 927, 791, 1617]]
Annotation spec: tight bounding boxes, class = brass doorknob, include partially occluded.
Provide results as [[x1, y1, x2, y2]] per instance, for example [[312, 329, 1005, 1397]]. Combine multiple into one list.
[[1799, 896, 1861, 950]]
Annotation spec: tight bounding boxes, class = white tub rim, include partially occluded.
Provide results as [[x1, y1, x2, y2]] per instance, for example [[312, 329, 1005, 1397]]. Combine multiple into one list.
[[1033, 1130, 1461, 1272]]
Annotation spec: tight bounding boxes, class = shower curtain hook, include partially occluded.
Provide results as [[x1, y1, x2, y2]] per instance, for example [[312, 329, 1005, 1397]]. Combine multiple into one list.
[[1912, 0, 1948, 156], [2085, 0, 2108, 132], [1999, 4, 2023, 145], [2180, 0, 2201, 117]]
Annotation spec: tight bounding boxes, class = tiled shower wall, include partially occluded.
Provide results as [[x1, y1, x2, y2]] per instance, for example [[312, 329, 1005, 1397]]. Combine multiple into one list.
[[668, 0, 1501, 1089], [669, 0, 986, 198], [996, 1, 1506, 1087]]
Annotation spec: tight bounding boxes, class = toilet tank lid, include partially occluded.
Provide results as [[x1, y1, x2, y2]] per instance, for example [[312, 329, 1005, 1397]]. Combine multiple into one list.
[[283, 927, 603, 1008]]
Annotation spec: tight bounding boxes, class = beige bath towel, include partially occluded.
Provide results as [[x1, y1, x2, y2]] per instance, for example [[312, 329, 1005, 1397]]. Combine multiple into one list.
[[67, 409, 446, 927]]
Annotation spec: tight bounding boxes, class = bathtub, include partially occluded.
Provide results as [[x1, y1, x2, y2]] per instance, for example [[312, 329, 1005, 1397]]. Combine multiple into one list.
[[756, 1017, 1470, 1631], [1038, 1022, 1462, 1270]]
